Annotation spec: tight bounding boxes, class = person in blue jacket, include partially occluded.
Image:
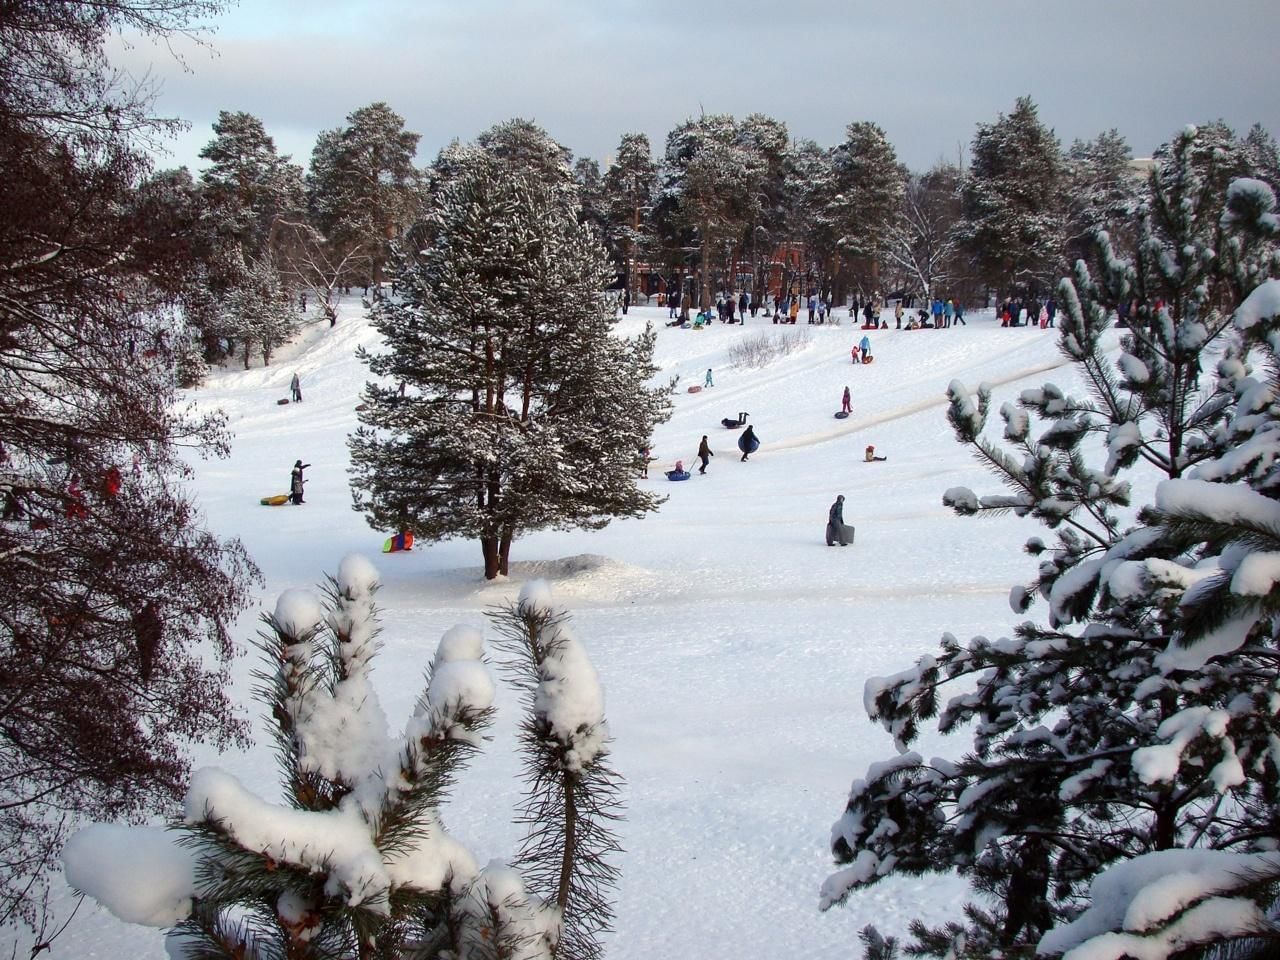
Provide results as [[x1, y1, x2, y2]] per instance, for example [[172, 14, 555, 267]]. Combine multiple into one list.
[[739, 424, 757, 462], [859, 334, 871, 361]]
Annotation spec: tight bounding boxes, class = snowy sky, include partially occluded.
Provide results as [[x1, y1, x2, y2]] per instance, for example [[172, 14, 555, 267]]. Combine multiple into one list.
[[114, 0, 1280, 174]]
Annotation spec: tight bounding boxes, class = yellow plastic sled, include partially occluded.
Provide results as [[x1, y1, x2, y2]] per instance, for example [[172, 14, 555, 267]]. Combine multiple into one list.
[[260, 494, 290, 506]]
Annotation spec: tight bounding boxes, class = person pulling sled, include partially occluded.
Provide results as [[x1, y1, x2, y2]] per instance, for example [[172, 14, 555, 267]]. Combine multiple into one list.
[[826, 495, 855, 546], [290, 460, 311, 505]]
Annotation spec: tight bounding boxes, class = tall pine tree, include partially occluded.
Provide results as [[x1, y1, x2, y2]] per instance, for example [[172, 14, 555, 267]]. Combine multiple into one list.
[[306, 102, 421, 287], [829, 121, 905, 294], [959, 96, 1065, 297], [349, 128, 672, 579]]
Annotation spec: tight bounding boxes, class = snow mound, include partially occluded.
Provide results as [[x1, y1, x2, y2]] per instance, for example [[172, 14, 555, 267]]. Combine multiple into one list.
[[500, 553, 659, 604]]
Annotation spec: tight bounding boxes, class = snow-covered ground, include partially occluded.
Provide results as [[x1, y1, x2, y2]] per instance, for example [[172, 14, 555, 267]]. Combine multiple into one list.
[[51, 299, 1125, 959]]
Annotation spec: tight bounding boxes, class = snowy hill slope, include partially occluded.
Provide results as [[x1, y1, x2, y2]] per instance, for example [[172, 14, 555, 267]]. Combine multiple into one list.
[[54, 301, 1121, 960]]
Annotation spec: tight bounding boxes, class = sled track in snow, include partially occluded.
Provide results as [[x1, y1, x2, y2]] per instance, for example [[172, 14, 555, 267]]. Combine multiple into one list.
[[763, 356, 1068, 453]]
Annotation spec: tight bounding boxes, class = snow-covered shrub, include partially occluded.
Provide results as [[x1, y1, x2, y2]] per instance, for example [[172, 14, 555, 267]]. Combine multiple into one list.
[[823, 125, 1280, 960], [727, 328, 813, 369], [64, 559, 622, 960]]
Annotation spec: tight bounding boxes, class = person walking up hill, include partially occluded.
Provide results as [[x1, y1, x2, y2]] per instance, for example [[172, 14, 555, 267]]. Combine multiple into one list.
[[695, 435, 713, 474]]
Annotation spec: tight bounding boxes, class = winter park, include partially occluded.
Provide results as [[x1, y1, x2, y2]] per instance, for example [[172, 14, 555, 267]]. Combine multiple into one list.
[[5, 3, 1280, 960]]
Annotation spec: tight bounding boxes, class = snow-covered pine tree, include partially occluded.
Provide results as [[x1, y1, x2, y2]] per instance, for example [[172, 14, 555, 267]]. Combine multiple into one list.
[[959, 96, 1066, 297], [828, 121, 906, 292], [1062, 129, 1141, 268], [199, 110, 306, 263], [64, 562, 623, 960], [656, 115, 765, 310], [349, 130, 672, 580], [821, 123, 1280, 960], [222, 255, 298, 369], [573, 157, 610, 247], [785, 138, 839, 300], [306, 103, 421, 287], [602, 133, 658, 304]]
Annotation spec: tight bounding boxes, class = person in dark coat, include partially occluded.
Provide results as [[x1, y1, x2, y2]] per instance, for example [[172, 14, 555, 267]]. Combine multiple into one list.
[[739, 424, 757, 462], [826, 494, 854, 546], [738, 292, 749, 320], [290, 460, 311, 505], [841, 386, 852, 414], [290, 372, 302, 403], [695, 435, 713, 474]]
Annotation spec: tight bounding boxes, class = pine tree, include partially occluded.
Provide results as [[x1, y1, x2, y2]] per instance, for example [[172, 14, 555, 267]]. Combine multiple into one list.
[[1063, 129, 1141, 266], [199, 110, 305, 262], [602, 133, 658, 303], [785, 139, 838, 300], [222, 255, 298, 368], [656, 115, 765, 310], [349, 129, 672, 580], [959, 96, 1066, 296], [821, 123, 1280, 960], [828, 121, 906, 291], [306, 103, 421, 287], [65, 564, 623, 960]]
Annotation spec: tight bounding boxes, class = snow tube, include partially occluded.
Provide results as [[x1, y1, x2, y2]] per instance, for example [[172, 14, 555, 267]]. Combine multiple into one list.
[[834, 410, 850, 420], [276, 398, 290, 405], [665, 470, 691, 481], [260, 494, 290, 506], [737, 434, 760, 454], [687, 385, 703, 393]]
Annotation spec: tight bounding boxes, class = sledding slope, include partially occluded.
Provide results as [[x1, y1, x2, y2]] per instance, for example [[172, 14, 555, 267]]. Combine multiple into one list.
[[60, 300, 1124, 960]]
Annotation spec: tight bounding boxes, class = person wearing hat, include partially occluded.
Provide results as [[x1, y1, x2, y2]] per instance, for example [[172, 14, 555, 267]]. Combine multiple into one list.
[[289, 459, 311, 505], [826, 494, 854, 546]]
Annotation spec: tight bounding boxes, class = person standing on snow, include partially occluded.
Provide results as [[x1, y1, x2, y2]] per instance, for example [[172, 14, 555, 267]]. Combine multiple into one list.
[[290, 460, 311, 505], [695, 435, 713, 474], [739, 424, 757, 462], [826, 494, 853, 546], [859, 334, 871, 362], [841, 386, 852, 414], [290, 372, 302, 403], [705, 367, 714, 388]]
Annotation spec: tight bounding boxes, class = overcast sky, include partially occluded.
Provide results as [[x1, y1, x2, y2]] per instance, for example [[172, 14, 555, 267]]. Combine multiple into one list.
[[112, 0, 1280, 176]]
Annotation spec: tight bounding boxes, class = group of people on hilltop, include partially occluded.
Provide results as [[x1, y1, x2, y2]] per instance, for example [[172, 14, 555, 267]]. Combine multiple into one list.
[[1000, 295, 1057, 328]]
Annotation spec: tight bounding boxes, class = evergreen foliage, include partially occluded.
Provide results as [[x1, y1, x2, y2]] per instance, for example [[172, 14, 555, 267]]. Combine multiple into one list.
[[601, 133, 658, 301], [66, 564, 622, 960], [199, 110, 306, 262], [823, 123, 1280, 960], [349, 126, 672, 580], [829, 121, 906, 285], [959, 96, 1066, 295], [656, 115, 766, 309], [306, 103, 421, 286], [1063, 129, 1140, 266]]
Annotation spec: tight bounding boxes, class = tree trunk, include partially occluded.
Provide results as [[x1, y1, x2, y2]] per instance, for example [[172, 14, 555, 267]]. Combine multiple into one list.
[[699, 226, 711, 310], [481, 537, 500, 580], [498, 527, 513, 577]]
